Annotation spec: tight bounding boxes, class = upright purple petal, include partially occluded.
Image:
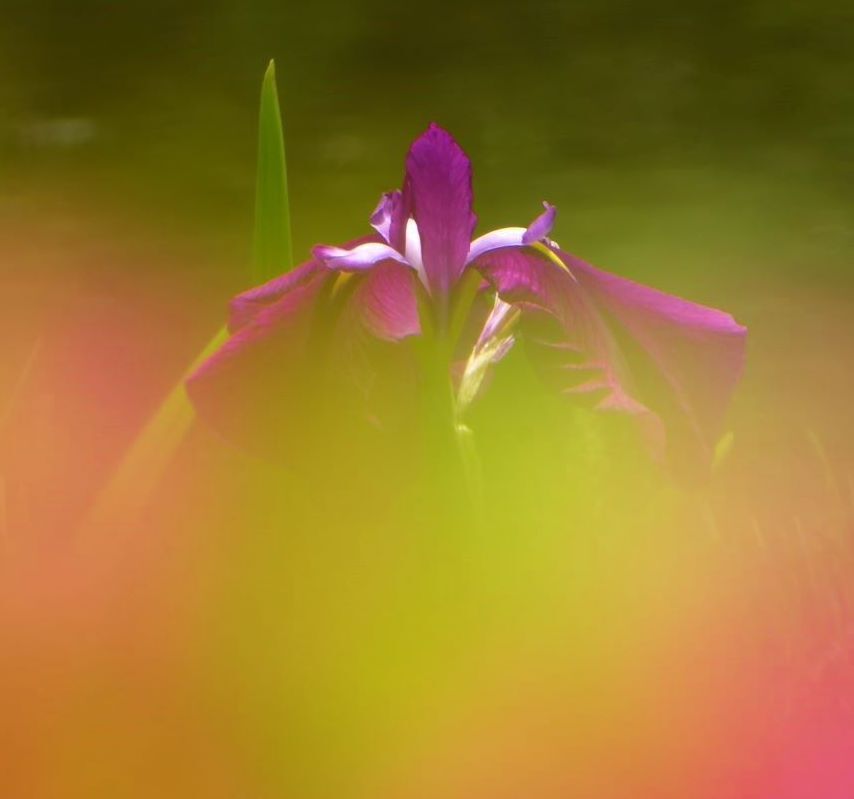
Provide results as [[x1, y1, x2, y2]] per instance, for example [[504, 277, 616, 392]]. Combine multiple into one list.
[[370, 192, 395, 243], [370, 190, 408, 253], [403, 124, 477, 297], [521, 202, 557, 246]]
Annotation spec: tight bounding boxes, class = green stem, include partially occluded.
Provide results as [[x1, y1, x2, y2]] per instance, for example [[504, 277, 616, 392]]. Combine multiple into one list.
[[413, 274, 484, 526]]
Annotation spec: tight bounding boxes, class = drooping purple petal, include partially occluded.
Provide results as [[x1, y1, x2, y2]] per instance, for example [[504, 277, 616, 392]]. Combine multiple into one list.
[[475, 246, 747, 474], [465, 203, 557, 264], [403, 124, 477, 297], [351, 261, 420, 341], [228, 258, 324, 333], [186, 264, 334, 459], [230, 235, 380, 333], [313, 241, 410, 272], [477, 248, 643, 414], [555, 247, 747, 469], [187, 247, 420, 458]]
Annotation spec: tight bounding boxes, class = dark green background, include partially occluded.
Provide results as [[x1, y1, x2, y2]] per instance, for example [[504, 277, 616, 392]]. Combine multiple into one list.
[[2, 0, 852, 285]]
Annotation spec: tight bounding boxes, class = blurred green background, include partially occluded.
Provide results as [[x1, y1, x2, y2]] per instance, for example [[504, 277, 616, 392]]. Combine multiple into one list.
[[2, 0, 853, 279]]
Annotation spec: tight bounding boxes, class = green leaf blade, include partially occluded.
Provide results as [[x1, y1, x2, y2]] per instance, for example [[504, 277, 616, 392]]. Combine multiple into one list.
[[252, 59, 293, 284]]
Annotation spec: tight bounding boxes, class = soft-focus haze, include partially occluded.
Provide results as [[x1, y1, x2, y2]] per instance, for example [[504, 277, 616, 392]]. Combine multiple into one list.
[[1, 2, 853, 797]]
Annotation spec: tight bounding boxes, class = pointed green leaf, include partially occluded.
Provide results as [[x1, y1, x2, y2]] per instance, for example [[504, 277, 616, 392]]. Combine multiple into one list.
[[252, 59, 293, 283]]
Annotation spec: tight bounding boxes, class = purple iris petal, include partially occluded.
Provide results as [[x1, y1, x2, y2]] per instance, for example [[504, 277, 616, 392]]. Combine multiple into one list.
[[186, 263, 334, 458], [475, 246, 746, 473], [187, 224, 424, 456], [228, 258, 324, 333], [465, 203, 557, 264], [369, 190, 408, 252], [521, 202, 557, 246], [403, 124, 477, 297], [353, 261, 420, 341], [404, 218, 429, 289], [313, 241, 410, 271], [230, 234, 378, 333], [188, 123, 746, 473], [370, 193, 395, 243], [466, 227, 527, 265], [556, 247, 747, 467]]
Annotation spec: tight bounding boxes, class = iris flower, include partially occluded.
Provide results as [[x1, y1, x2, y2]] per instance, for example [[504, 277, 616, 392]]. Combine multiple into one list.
[[187, 124, 746, 475]]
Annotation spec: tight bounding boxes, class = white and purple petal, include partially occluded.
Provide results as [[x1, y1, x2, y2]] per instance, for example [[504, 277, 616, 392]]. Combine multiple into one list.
[[522, 202, 557, 246], [465, 202, 557, 264], [370, 192, 395, 243], [313, 241, 410, 272], [457, 295, 520, 412], [370, 190, 408, 252], [467, 227, 528, 265], [404, 217, 429, 290]]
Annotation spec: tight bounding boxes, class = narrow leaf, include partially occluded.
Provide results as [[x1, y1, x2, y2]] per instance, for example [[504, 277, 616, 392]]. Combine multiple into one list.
[[252, 59, 293, 283]]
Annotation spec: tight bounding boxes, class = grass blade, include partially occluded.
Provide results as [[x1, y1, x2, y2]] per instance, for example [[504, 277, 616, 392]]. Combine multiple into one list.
[[252, 59, 293, 283]]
